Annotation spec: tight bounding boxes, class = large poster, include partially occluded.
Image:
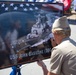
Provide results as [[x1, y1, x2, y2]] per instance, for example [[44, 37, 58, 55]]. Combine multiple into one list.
[[0, 1, 63, 69]]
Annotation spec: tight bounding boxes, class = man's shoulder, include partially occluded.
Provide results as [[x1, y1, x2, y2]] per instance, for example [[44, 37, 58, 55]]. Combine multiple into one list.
[[52, 38, 76, 55]]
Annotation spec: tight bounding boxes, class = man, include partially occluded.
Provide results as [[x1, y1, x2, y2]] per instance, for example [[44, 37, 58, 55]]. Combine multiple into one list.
[[48, 16, 76, 75], [6, 21, 22, 75], [5, 20, 21, 48], [0, 27, 11, 68]]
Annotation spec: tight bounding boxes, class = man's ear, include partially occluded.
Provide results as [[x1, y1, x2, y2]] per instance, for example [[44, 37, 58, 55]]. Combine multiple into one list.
[[50, 38, 57, 47]]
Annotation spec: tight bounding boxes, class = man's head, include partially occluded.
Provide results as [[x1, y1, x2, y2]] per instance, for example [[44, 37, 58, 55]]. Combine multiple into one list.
[[15, 20, 21, 29], [10, 20, 21, 31], [52, 16, 71, 44]]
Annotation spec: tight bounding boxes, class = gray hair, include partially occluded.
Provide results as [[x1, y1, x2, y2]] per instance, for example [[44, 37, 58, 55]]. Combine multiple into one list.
[[52, 27, 71, 37]]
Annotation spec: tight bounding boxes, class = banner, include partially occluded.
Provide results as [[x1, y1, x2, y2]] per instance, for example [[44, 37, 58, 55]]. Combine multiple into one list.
[[0, 2, 63, 69]]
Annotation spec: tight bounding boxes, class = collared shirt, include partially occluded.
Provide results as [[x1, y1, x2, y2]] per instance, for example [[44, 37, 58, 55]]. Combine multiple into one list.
[[5, 29, 18, 45], [49, 37, 76, 75]]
